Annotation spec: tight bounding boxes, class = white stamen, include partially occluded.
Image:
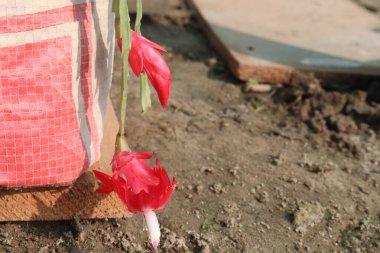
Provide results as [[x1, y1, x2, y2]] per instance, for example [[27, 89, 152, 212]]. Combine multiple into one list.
[[143, 210, 160, 250]]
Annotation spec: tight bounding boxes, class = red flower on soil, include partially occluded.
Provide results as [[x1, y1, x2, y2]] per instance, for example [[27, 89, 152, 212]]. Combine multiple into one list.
[[93, 156, 176, 250], [118, 160, 176, 213], [94, 159, 176, 213], [111, 151, 160, 194], [118, 31, 171, 108]]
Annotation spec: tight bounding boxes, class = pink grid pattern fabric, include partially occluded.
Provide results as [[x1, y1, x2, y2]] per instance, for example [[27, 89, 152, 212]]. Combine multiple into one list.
[[0, 1, 115, 187], [0, 37, 85, 186]]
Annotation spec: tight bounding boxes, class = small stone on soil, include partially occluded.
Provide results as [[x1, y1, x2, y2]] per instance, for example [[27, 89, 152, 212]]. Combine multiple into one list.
[[38, 246, 49, 253], [272, 153, 287, 166], [255, 191, 269, 203], [221, 218, 237, 228], [205, 57, 217, 68], [293, 201, 325, 234], [200, 166, 214, 175], [210, 183, 226, 194], [194, 184, 204, 194], [228, 165, 240, 176], [222, 203, 239, 213]]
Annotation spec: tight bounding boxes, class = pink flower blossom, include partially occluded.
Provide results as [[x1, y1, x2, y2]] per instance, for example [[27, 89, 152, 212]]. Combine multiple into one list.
[[118, 32, 171, 108], [111, 151, 159, 194], [93, 156, 176, 250]]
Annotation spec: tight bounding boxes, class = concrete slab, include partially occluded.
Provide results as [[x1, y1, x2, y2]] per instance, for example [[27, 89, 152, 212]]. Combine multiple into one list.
[[0, 100, 130, 221], [188, 0, 380, 83]]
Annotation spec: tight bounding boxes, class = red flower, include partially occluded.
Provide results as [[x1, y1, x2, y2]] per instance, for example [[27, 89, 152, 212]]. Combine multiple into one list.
[[94, 159, 176, 213], [94, 151, 161, 194], [118, 31, 171, 108], [111, 151, 160, 194], [93, 158, 176, 250], [92, 169, 115, 194], [118, 160, 176, 213]]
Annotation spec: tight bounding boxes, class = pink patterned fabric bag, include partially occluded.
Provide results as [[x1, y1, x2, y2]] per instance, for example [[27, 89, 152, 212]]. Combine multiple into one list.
[[0, 0, 115, 187]]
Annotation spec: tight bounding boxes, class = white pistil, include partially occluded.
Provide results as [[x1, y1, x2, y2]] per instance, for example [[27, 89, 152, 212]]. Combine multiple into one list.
[[143, 210, 161, 250]]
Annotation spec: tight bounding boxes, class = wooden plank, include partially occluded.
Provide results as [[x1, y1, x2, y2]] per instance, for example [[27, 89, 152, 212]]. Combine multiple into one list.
[[188, 0, 380, 83], [128, 0, 169, 14], [0, 100, 130, 221]]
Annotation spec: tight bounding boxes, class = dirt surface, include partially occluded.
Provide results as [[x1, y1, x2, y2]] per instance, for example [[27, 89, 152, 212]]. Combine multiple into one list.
[[353, 0, 380, 15], [1, 1, 380, 253]]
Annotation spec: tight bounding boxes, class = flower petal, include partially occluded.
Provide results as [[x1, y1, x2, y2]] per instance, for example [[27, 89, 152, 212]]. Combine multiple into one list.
[[143, 48, 171, 108], [95, 152, 176, 215], [112, 151, 159, 194], [154, 175, 176, 210], [93, 170, 114, 194], [130, 152, 154, 159], [118, 158, 160, 194], [132, 31, 168, 53], [117, 32, 171, 108], [129, 43, 144, 76]]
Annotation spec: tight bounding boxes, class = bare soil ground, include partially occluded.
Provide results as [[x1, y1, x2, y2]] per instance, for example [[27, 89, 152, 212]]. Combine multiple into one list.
[[0, 1, 379, 252]]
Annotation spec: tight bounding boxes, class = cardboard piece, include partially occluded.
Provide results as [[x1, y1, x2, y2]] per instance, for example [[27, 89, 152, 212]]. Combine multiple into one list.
[[0, 100, 130, 221], [188, 0, 380, 83]]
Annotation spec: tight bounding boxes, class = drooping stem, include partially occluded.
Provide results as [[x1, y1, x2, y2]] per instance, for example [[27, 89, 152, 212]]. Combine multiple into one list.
[[135, 0, 142, 33], [119, 0, 131, 136], [143, 210, 161, 250], [115, 0, 132, 152], [135, 0, 152, 114]]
